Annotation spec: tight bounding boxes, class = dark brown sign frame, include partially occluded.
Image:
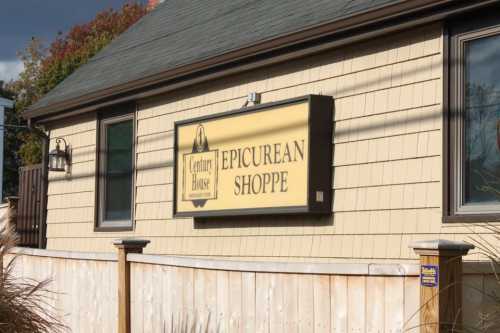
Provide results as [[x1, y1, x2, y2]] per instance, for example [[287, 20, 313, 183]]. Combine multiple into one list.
[[173, 95, 333, 218]]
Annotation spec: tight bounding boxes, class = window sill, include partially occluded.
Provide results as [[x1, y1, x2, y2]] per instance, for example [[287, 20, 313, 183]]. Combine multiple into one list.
[[443, 213, 500, 223], [94, 226, 134, 232]]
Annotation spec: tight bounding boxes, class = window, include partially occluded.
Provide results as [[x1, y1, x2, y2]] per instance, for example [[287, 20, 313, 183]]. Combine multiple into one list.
[[97, 112, 135, 229], [447, 14, 500, 220]]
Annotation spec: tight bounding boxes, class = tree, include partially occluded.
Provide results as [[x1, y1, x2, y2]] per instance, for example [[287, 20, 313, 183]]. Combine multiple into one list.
[[3, 2, 148, 197], [6, 38, 45, 176], [0, 81, 13, 99], [36, 3, 148, 97]]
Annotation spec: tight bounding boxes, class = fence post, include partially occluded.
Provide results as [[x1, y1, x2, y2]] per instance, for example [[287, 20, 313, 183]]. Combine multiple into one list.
[[113, 239, 150, 333], [410, 239, 474, 333]]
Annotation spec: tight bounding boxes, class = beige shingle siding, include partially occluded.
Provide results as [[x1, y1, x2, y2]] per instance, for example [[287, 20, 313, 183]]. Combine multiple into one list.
[[45, 114, 97, 246], [43, 23, 496, 261]]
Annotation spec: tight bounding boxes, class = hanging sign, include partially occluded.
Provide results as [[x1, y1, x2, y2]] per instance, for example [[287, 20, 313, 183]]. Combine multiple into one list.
[[173, 95, 333, 217]]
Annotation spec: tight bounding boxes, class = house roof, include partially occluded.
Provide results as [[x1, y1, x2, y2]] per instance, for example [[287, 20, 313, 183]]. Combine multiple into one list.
[[26, 0, 406, 118], [26, 0, 482, 120]]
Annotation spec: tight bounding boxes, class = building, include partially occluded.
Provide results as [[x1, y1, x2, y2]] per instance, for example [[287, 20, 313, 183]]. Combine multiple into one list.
[[23, 0, 500, 264]]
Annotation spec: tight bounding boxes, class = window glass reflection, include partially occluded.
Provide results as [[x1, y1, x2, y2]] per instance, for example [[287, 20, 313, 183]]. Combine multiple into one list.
[[104, 120, 133, 221], [464, 34, 500, 204]]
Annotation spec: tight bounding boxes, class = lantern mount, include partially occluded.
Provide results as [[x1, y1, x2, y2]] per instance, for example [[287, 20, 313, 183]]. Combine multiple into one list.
[[48, 138, 70, 172]]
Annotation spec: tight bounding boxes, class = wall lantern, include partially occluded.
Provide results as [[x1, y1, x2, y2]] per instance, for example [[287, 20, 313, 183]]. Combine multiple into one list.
[[48, 138, 70, 172]]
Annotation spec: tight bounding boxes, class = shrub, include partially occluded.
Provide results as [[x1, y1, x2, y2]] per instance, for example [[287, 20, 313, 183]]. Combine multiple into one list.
[[0, 226, 66, 333], [467, 224, 500, 332]]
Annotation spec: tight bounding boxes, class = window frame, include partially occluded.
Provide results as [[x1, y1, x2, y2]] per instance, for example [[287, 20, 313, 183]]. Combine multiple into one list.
[[95, 105, 136, 231], [445, 13, 500, 222]]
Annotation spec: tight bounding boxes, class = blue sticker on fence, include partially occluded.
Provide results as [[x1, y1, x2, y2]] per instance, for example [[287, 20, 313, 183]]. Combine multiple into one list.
[[420, 265, 439, 287]]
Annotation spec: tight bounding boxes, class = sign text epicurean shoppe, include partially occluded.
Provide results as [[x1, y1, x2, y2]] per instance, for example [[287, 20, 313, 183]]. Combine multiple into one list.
[[222, 140, 305, 195]]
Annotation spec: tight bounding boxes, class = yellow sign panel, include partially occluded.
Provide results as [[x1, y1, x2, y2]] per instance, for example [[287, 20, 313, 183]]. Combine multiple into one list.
[[174, 95, 332, 217]]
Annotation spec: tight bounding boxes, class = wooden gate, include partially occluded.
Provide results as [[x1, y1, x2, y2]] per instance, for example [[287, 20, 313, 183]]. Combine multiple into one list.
[[16, 164, 43, 247]]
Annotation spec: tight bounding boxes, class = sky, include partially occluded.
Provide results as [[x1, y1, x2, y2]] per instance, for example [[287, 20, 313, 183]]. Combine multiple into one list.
[[0, 0, 146, 83]]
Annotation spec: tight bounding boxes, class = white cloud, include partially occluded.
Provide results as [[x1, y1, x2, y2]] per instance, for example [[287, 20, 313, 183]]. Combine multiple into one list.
[[0, 60, 24, 82]]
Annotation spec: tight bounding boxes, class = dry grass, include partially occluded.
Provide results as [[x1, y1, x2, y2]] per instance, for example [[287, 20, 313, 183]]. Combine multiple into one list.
[[163, 312, 213, 333], [0, 225, 67, 333], [466, 224, 500, 332]]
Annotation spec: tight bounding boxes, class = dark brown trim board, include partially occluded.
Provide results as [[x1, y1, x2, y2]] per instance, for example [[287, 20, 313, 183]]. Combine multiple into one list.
[[25, 0, 500, 123], [442, 24, 450, 223], [173, 95, 333, 218], [444, 6, 500, 222], [39, 133, 49, 248]]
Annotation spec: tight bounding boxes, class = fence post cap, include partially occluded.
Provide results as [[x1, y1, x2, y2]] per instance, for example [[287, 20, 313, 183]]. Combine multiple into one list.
[[409, 239, 474, 256], [113, 238, 150, 249]]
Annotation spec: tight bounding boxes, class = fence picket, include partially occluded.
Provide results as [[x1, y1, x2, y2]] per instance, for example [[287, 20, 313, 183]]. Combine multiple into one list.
[[298, 274, 314, 333], [241, 272, 256, 333], [283, 274, 299, 333], [331, 275, 348, 333], [347, 276, 366, 332], [366, 276, 385, 333]]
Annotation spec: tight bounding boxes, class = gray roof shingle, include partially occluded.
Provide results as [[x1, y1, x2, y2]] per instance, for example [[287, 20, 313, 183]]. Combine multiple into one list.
[[30, 0, 398, 113]]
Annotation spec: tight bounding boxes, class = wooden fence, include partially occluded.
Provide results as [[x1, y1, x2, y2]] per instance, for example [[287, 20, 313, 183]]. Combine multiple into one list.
[[5, 248, 499, 332], [128, 257, 420, 332], [7, 250, 117, 331], [16, 164, 43, 247]]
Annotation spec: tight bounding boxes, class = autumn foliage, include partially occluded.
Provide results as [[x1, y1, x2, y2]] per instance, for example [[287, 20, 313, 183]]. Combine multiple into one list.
[[3, 2, 148, 197], [37, 2, 148, 96]]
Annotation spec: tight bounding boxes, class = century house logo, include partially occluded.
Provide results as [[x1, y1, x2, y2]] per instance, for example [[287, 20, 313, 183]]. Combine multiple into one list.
[[182, 124, 218, 207]]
